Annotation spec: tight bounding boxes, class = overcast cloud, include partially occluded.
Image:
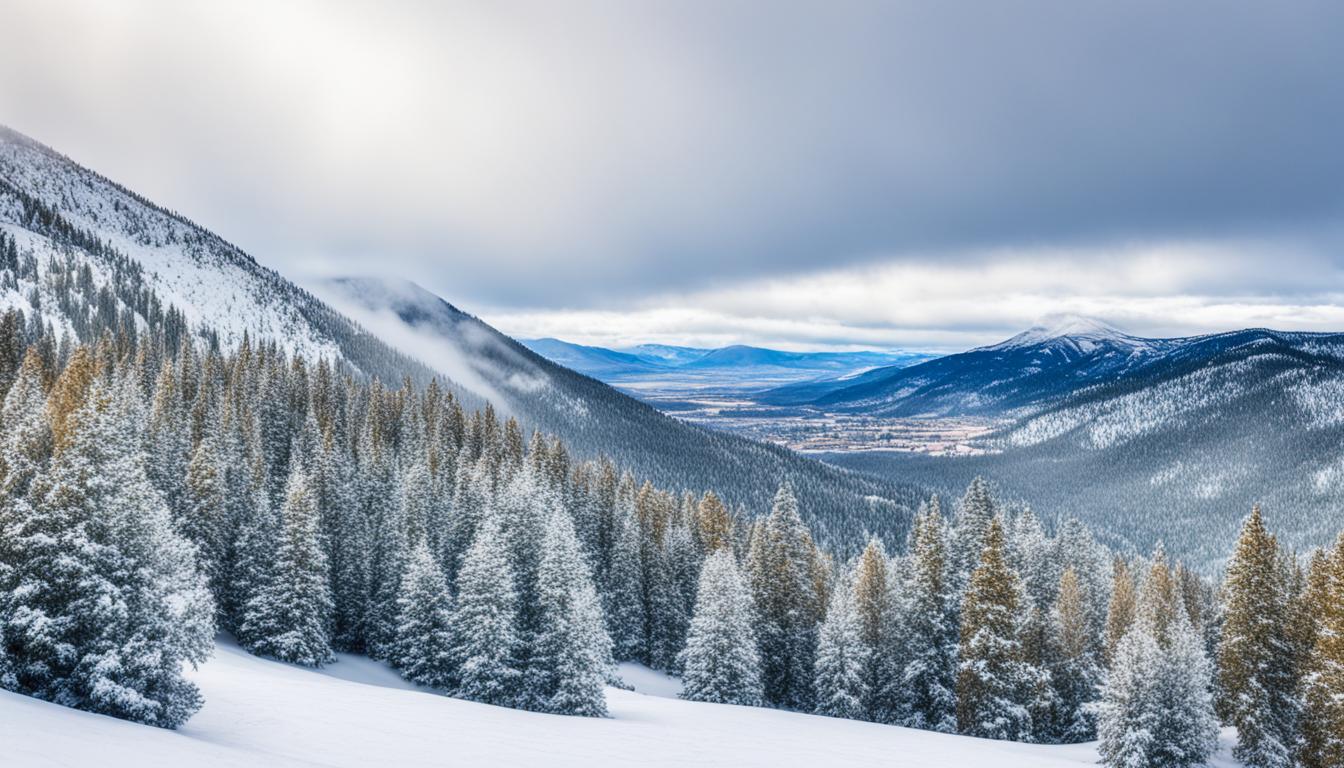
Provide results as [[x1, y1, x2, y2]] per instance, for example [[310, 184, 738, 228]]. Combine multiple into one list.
[[2, 0, 1342, 350]]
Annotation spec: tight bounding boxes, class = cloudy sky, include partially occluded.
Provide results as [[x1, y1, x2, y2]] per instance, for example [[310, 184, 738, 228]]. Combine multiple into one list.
[[3, 0, 1343, 351]]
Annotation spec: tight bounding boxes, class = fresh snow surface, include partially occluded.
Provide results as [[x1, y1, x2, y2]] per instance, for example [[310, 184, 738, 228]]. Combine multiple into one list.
[[616, 662, 684, 699], [1, 640, 1246, 768]]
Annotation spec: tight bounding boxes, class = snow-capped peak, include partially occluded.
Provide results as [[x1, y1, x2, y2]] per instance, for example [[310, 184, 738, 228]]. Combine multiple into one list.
[[985, 314, 1142, 352]]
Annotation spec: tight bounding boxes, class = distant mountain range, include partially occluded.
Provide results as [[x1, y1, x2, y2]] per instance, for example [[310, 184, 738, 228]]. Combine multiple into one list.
[[761, 315, 1176, 415], [808, 315, 1344, 567], [521, 337, 934, 389]]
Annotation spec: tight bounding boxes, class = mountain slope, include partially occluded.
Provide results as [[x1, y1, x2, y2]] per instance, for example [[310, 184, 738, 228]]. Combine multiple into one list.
[[826, 328, 1344, 567], [763, 315, 1177, 415], [0, 639, 1246, 768], [0, 125, 920, 544], [320, 277, 925, 545], [0, 126, 435, 387]]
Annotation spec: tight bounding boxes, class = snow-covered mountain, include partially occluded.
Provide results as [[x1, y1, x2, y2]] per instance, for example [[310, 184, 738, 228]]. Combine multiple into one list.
[[825, 324, 1344, 566], [0, 125, 920, 543], [0, 126, 433, 386], [0, 638, 1246, 768], [762, 315, 1296, 419], [318, 276, 925, 544]]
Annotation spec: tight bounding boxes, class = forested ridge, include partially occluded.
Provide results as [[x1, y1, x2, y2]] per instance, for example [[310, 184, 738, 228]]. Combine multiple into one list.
[[0, 124, 926, 550], [0, 127, 1342, 766], [0, 294, 1340, 767]]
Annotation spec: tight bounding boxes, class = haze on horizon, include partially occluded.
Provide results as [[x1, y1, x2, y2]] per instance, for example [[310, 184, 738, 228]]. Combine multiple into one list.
[[2, 0, 1343, 352]]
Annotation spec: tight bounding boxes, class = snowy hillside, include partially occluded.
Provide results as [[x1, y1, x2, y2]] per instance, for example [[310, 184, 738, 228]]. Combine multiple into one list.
[[828, 332, 1344, 566], [0, 125, 431, 384], [0, 125, 923, 545], [0, 640, 1244, 768], [316, 276, 927, 546]]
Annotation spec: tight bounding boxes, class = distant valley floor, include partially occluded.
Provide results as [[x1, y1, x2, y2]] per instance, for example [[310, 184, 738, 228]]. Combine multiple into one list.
[[612, 379, 999, 456]]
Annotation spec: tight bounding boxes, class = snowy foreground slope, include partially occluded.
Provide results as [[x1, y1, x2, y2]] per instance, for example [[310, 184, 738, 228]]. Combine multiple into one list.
[[1, 641, 1243, 768]]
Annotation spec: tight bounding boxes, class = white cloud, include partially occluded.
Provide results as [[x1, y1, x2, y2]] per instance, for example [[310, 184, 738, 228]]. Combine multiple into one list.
[[478, 238, 1344, 351]]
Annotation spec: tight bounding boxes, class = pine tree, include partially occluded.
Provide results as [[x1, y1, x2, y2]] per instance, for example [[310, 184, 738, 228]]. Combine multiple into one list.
[[899, 504, 958, 732], [145, 361, 189, 520], [0, 377, 213, 727], [1019, 602, 1062, 743], [1099, 606, 1218, 768], [1053, 566, 1102, 742], [645, 541, 688, 671], [1105, 557, 1137, 665], [1097, 627, 1161, 768], [1152, 613, 1219, 768], [181, 427, 228, 608], [955, 517, 1030, 740], [679, 549, 763, 706], [605, 508, 648, 661], [364, 455, 406, 660], [81, 376, 215, 728], [392, 540, 456, 689], [451, 513, 522, 707], [241, 464, 333, 666], [1216, 507, 1298, 768], [951, 477, 996, 595], [0, 350, 50, 600], [852, 536, 891, 722], [693, 490, 732, 554], [530, 510, 612, 716], [229, 470, 277, 649], [814, 566, 869, 720], [748, 481, 823, 710], [1299, 533, 1344, 768], [0, 350, 50, 500]]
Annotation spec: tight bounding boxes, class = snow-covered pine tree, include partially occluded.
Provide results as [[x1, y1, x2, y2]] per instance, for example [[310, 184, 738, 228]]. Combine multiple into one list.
[[1008, 507, 1056, 610], [748, 480, 824, 711], [899, 502, 958, 732], [814, 565, 869, 720], [605, 507, 648, 661], [144, 360, 189, 519], [0, 349, 50, 593], [323, 437, 370, 653], [1019, 603, 1062, 743], [645, 539, 688, 671], [392, 539, 456, 689], [1097, 626, 1160, 768], [530, 509, 612, 717], [229, 464, 277, 649], [955, 517, 1031, 741], [678, 549, 763, 706], [451, 512, 523, 707], [950, 477, 995, 596], [364, 450, 406, 661], [82, 375, 215, 728], [241, 464, 334, 666], [1299, 533, 1344, 768], [852, 535, 890, 722], [1216, 507, 1299, 768], [1150, 611, 1218, 768], [181, 426, 229, 609], [1, 373, 213, 727], [1052, 566, 1102, 742]]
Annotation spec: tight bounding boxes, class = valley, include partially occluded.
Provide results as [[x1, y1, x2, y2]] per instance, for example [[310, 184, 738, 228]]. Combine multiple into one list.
[[633, 389, 999, 455]]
